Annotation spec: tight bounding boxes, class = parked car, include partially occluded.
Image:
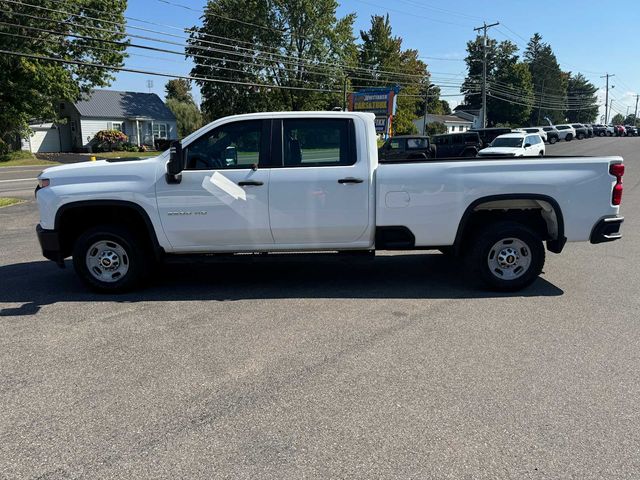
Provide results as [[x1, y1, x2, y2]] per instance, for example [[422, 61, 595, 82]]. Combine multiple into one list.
[[606, 124, 616, 136], [379, 135, 433, 162], [624, 125, 638, 136], [430, 132, 482, 158], [615, 125, 626, 137], [584, 124, 594, 138], [518, 127, 548, 143], [539, 126, 560, 144], [477, 132, 545, 157], [592, 124, 607, 137], [35, 111, 625, 292], [554, 125, 576, 141], [570, 124, 588, 140], [468, 127, 513, 148]]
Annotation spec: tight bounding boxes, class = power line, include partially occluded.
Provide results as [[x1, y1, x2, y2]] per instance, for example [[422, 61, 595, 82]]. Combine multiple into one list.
[[0, 21, 470, 95]]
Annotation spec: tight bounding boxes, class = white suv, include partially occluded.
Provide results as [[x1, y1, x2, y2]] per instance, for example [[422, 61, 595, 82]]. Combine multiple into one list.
[[477, 132, 545, 157], [554, 124, 576, 141]]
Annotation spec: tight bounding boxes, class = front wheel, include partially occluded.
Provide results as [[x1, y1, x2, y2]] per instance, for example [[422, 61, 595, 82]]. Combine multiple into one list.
[[72, 225, 150, 292], [466, 221, 545, 291], [549, 136, 557, 144]]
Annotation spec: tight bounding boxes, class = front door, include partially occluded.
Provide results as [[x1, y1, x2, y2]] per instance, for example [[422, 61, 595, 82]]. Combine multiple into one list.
[[156, 119, 273, 250], [268, 118, 371, 247]]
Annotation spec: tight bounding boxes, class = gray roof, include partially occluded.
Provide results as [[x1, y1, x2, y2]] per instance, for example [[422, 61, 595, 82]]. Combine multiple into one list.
[[74, 89, 176, 121]]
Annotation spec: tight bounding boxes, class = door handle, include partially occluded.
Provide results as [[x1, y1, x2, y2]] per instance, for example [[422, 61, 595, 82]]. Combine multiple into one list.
[[338, 177, 364, 184], [238, 180, 264, 186]]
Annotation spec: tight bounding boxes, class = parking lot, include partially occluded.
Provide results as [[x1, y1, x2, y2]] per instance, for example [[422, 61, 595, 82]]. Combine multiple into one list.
[[1, 137, 639, 479]]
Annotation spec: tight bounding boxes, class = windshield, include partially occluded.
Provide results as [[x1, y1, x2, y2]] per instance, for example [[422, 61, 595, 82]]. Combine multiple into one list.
[[491, 137, 523, 148]]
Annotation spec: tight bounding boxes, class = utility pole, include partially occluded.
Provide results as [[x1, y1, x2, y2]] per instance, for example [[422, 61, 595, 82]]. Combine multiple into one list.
[[422, 78, 431, 136], [342, 73, 350, 111], [634, 94, 639, 125], [537, 78, 546, 125], [474, 21, 499, 128], [600, 73, 614, 124]]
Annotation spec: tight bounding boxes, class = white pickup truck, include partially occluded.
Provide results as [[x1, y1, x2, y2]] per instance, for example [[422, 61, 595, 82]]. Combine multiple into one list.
[[35, 111, 625, 292]]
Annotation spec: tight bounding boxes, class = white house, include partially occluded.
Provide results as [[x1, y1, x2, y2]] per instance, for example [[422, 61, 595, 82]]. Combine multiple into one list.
[[412, 113, 474, 135], [22, 89, 178, 153]]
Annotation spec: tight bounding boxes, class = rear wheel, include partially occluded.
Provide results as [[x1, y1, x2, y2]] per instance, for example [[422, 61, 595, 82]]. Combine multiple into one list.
[[72, 225, 150, 292], [548, 136, 557, 144], [577, 133, 585, 140], [466, 221, 545, 291], [565, 134, 573, 141]]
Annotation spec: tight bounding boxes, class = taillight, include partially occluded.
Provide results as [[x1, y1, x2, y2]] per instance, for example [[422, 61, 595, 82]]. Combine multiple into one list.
[[610, 163, 624, 205]]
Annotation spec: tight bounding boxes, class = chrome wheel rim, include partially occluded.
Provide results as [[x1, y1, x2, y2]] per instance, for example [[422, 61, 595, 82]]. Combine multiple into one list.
[[86, 240, 129, 283], [487, 237, 532, 280]]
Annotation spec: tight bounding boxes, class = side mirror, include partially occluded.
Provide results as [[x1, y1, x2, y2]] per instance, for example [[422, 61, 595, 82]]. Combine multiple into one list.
[[166, 140, 184, 184], [524, 143, 532, 148], [225, 145, 238, 165]]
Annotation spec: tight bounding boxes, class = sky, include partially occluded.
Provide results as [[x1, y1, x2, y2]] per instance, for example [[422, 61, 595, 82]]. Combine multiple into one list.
[[112, 0, 640, 122]]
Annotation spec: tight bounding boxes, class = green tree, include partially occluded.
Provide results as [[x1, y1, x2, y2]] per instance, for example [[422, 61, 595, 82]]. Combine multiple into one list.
[[164, 79, 203, 137], [524, 33, 566, 125], [0, 0, 128, 148], [354, 14, 428, 136], [490, 62, 534, 126], [611, 113, 625, 125], [460, 36, 525, 125], [188, 0, 357, 120], [165, 79, 194, 103], [565, 73, 598, 123]]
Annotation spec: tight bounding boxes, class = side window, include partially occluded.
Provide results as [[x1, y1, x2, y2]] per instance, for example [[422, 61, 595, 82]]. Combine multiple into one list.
[[407, 138, 428, 149], [525, 136, 534, 146], [185, 120, 262, 170], [282, 119, 355, 167]]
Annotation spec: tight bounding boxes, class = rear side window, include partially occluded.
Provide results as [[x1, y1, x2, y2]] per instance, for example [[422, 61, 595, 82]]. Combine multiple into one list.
[[282, 119, 356, 167], [407, 138, 428, 149]]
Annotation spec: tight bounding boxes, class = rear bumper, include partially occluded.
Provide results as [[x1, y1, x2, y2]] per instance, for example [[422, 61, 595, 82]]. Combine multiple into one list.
[[36, 224, 65, 267], [590, 216, 624, 244]]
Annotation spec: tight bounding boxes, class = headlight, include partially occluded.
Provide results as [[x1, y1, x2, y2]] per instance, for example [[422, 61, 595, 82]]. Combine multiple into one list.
[[37, 177, 50, 188]]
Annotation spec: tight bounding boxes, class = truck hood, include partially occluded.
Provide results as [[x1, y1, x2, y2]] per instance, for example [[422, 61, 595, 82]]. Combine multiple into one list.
[[39, 156, 163, 187], [477, 147, 521, 157]]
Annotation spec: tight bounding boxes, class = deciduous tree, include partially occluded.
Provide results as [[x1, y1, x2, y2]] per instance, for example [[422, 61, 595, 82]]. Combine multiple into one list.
[[0, 0, 128, 147]]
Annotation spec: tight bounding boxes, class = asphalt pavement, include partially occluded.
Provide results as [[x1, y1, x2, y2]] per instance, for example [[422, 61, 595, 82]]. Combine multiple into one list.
[[1, 137, 639, 479]]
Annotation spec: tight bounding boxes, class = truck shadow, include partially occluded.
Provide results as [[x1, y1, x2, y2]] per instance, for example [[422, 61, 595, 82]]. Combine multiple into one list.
[[0, 254, 563, 317]]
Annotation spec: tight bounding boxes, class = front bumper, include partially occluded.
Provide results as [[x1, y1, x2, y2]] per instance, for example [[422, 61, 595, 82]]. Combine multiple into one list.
[[36, 224, 65, 267], [590, 216, 624, 244]]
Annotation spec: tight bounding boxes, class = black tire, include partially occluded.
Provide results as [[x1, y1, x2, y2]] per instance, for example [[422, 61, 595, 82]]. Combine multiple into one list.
[[72, 225, 151, 292], [577, 133, 585, 140], [548, 136, 557, 145], [465, 221, 545, 292], [539, 151, 544, 157], [565, 134, 573, 141]]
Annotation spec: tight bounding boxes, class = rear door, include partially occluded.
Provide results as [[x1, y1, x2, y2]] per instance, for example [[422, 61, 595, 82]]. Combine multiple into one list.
[[268, 117, 371, 247]]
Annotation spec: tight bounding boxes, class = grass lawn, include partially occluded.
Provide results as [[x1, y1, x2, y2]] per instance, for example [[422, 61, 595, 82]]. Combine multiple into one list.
[[0, 151, 60, 167], [0, 197, 25, 208], [95, 151, 160, 159]]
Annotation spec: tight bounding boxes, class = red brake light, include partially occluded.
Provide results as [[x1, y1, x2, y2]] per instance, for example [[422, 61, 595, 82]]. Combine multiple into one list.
[[610, 163, 624, 206], [610, 163, 625, 177]]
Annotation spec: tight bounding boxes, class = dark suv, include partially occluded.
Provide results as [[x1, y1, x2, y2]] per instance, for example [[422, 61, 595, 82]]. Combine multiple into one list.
[[571, 124, 588, 140], [378, 136, 433, 162], [430, 132, 482, 158], [592, 124, 607, 137], [468, 127, 513, 148]]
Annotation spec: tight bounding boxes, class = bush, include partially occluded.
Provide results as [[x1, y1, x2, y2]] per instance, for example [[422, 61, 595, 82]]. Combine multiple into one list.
[[93, 130, 128, 151], [154, 138, 172, 151], [0, 139, 9, 157], [426, 122, 447, 136]]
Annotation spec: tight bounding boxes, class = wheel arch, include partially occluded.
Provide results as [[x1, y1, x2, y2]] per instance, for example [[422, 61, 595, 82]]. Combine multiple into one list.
[[55, 200, 164, 260], [453, 194, 566, 255]]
